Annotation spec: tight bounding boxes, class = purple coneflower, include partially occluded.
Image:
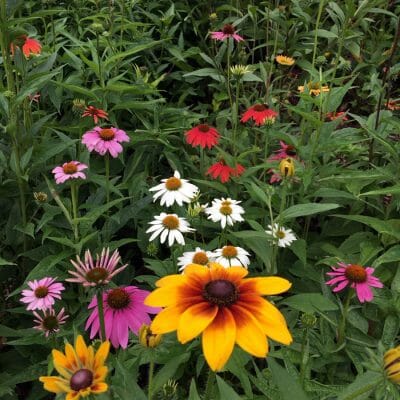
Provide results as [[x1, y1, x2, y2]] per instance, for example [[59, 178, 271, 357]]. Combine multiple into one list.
[[33, 307, 68, 337], [52, 161, 88, 184]]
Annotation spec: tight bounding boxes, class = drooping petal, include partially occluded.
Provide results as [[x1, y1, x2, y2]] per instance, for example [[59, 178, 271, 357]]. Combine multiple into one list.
[[150, 304, 189, 334], [240, 277, 291, 295]]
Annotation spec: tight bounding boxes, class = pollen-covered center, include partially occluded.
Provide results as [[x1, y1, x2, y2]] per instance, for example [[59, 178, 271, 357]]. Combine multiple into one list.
[[253, 104, 267, 112], [107, 288, 131, 309], [219, 205, 232, 215], [165, 177, 182, 191], [345, 264, 367, 283], [99, 128, 115, 141], [62, 162, 78, 175], [43, 315, 59, 331], [34, 286, 49, 298], [222, 245, 238, 258], [70, 368, 94, 392], [203, 279, 238, 306], [222, 24, 235, 35], [276, 230, 286, 239], [86, 267, 109, 283], [198, 124, 210, 133], [192, 251, 209, 265], [162, 215, 180, 230]]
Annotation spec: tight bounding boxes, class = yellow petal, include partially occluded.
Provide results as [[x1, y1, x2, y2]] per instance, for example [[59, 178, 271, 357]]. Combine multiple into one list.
[[177, 303, 218, 344], [65, 343, 79, 370], [93, 366, 108, 382], [241, 277, 291, 295], [91, 382, 108, 393], [66, 391, 80, 400], [94, 341, 110, 370], [388, 370, 400, 384], [384, 347, 400, 367], [144, 285, 184, 307], [155, 274, 185, 288], [39, 376, 70, 393], [150, 304, 188, 334], [75, 335, 89, 367], [52, 350, 72, 378], [202, 308, 236, 371]]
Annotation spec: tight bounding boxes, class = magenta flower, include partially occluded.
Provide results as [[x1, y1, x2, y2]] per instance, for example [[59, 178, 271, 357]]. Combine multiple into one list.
[[268, 141, 297, 161], [326, 262, 383, 303], [211, 24, 244, 42], [66, 248, 128, 287], [82, 126, 130, 158], [85, 286, 161, 348], [20, 277, 65, 311], [52, 161, 88, 184], [33, 307, 68, 337]]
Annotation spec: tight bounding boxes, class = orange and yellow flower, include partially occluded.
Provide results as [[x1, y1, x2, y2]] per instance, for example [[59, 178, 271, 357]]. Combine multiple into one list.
[[39, 335, 110, 400], [276, 55, 295, 66], [145, 263, 292, 371], [298, 82, 330, 96], [384, 345, 400, 384]]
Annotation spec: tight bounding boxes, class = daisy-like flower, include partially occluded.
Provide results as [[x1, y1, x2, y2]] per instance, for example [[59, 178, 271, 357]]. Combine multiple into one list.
[[275, 55, 295, 66], [326, 262, 383, 303], [210, 24, 244, 42], [67, 248, 128, 287], [82, 126, 130, 158], [177, 247, 215, 272], [213, 245, 250, 268], [82, 106, 109, 125], [206, 160, 245, 183], [298, 82, 330, 96], [52, 161, 88, 185], [145, 263, 292, 371], [149, 171, 199, 207], [387, 99, 400, 111], [241, 104, 278, 126], [268, 141, 297, 161], [185, 124, 220, 149], [33, 308, 68, 337], [85, 286, 161, 348], [205, 198, 245, 229], [384, 345, 400, 384], [146, 213, 195, 246], [11, 35, 41, 57], [20, 277, 65, 311], [266, 224, 296, 248], [39, 335, 110, 400]]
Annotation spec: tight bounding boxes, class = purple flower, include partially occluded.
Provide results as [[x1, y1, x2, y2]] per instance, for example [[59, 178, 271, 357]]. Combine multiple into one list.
[[52, 161, 87, 184], [210, 24, 244, 42]]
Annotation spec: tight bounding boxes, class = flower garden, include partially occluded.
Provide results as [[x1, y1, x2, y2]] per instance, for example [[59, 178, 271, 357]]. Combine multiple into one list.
[[1, 0, 400, 399]]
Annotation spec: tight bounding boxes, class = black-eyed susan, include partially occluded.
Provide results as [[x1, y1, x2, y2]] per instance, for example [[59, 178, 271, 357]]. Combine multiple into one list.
[[144, 263, 292, 371], [279, 157, 295, 178], [39, 335, 110, 400], [275, 55, 295, 66], [298, 81, 329, 96], [384, 345, 400, 384]]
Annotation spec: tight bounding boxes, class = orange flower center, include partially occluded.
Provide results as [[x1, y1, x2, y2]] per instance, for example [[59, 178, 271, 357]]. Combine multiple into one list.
[[192, 251, 209, 265], [70, 369, 93, 391], [86, 267, 109, 283], [99, 128, 115, 141], [162, 215, 179, 230], [345, 264, 367, 283], [203, 279, 238, 306], [222, 24, 235, 35], [42, 315, 59, 331], [62, 162, 78, 174], [253, 104, 267, 112], [165, 177, 182, 191], [107, 288, 131, 309], [34, 286, 49, 298], [221, 246, 237, 258], [198, 124, 210, 132], [219, 205, 232, 215]]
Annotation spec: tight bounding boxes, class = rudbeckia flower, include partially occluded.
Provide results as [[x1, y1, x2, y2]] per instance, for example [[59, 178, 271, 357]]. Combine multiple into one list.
[[52, 161, 88, 184], [39, 335, 110, 400], [145, 263, 292, 371], [206, 160, 245, 183], [205, 198, 245, 229], [185, 124, 220, 149], [384, 345, 400, 384], [210, 24, 244, 42], [298, 82, 329, 96], [241, 104, 278, 126], [275, 55, 295, 66], [82, 106, 109, 124]]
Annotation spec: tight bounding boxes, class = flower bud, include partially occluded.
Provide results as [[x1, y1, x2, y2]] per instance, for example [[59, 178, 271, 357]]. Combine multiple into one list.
[[279, 158, 295, 178], [139, 324, 162, 348], [34, 192, 48, 203]]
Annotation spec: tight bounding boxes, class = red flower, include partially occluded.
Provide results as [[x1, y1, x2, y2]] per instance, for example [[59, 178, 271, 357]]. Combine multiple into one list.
[[82, 106, 109, 124], [241, 104, 278, 126], [326, 111, 348, 122], [185, 124, 220, 149], [268, 141, 297, 161], [11, 35, 41, 57], [206, 161, 245, 183]]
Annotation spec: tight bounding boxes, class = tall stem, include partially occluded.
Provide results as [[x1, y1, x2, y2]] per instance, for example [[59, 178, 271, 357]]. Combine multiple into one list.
[[311, 0, 325, 70], [147, 360, 155, 400], [299, 328, 309, 386], [337, 289, 352, 346], [70, 183, 79, 242], [96, 290, 106, 341], [105, 153, 110, 205], [203, 369, 216, 400]]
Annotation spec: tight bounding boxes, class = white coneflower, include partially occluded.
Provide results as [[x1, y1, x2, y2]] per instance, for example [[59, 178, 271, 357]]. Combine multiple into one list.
[[149, 171, 199, 207], [205, 198, 245, 229], [146, 213, 195, 246], [213, 245, 250, 268], [266, 223, 296, 247], [177, 247, 215, 272]]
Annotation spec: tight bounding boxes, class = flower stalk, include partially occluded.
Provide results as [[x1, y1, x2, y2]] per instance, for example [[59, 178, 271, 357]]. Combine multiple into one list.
[[96, 290, 106, 341], [337, 289, 352, 346]]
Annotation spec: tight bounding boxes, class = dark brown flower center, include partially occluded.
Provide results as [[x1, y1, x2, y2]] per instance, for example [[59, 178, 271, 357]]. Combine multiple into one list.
[[99, 128, 115, 141], [198, 124, 210, 133], [222, 24, 235, 35], [43, 315, 59, 331], [192, 252, 209, 265], [219, 205, 232, 215], [203, 279, 238, 306], [165, 177, 182, 191], [162, 215, 179, 230], [222, 245, 237, 258], [86, 267, 109, 283], [286, 145, 296, 156], [70, 369, 93, 391], [345, 264, 367, 283], [107, 288, 131, 309], [34, 286, 49, 298], [253, 104, 267, 112], [63, 162, 78, 174]]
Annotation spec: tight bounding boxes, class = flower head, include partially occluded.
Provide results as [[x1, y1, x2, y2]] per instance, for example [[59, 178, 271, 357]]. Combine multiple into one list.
[[11, 35, 42, 57], [86, 286, 161, 348], [268, 141, 297, 161], [20, 277, 65, 311], [326, 262, 383, 303], [213, 246, 250, 268], [67, 248, 128, 287], [241, 104, 278, 126], [33, 308, 68, 337], [279, 158, 295, 178], [178, 247, 215, 272], [387, 99, 400, 111], [139, 324, 162, 348], [266, 224, 296, 248], [185, 124, 220, 149], [52, 161, 88, 184], [206, 160, 245, 183], [39, 335, 110, 399], [384, 345, 400, 384], [205, 198, 245, 229], [298, 82, 330, 96], [149, 171, 199, 207], [326, 111, 348, 122], [82, 106, 109, 125], [145, 263, 292, 371], [230, 65, 252, 77], [82, 126, 130, 158], [275, 55, 295, 66], [211, 24, 244, 42]]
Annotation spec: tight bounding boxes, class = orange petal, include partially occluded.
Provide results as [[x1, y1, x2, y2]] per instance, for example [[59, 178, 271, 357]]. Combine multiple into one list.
[[93, 366, 108, 382], [144, 284, 196, 307], [150, 304, 188, 334], [66, 391, 80, 400], [155, 274, 185, 288], [91, 382, 108, 393], [52, 349, 73, 378], [202, 308, 236, 371], [39, 376, 70, 393], [240, 277, 291, 296], [75, 335, 89, 367], [94, 341, 110, 370], [65, 343, 79, 370]]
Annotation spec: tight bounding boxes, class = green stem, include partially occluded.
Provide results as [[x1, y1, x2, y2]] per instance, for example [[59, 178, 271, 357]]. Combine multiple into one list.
[[337, 289, 352, 346], [232, 77, 241, 158], [203, 369, 216, 400], [96, 290, 106, 341], [105, 153, 110, 205], [299, 328, 309, 386], [70, 182, 79, 242], [265, 25, 279, 100], [311, 0, 325, 70], [148, 360, 155, 400], [343, 378, 384, 400], [226, 40, 233, 111]]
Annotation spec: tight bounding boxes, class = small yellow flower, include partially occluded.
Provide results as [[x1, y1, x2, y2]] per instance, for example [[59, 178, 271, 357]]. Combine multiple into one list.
[[230, 64, 252, 77], [34, 191, 48, 203], [298, 82, 330, 96], [275, 55, 295, 66], [384, 345, 400, 384], [279, 158, 295, 178], [139, 324, 162, 348]]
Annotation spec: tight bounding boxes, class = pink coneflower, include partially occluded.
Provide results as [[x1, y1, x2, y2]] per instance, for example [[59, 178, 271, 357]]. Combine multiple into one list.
[[52, 161, 88, 184], [326, 111, 348, 122], [326, 262, 383, 303], [268, 141, 297, 161], [211, 24, 244, 42], [206, 160, 245, 183], [85, 286, 161, 348], [66, 248, 128, 287], [20, 277, 65, 311], [33, 308, 68, 337], [241, 104, 278, 126], [82, 126, 130, 158], [11, 35, 41, 57], [82, 106, 109, 124], [185, 124, 220, 149]]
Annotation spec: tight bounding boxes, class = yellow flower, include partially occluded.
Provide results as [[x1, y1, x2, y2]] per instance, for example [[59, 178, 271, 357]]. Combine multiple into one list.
[[139, 324, 162, 348], [39, 335, 110, 400], [298, 81, 330, 96], [384, 345, 400, 384], [145, 263, 292, 371], [279, 158, 295, 178], [275, 55, 295, 66]]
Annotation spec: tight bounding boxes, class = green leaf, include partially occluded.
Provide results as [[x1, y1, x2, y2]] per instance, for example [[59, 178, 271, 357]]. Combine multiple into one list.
[[337, 371, 382, 400], [360, 185, 400, 196], [0, 257, 16, 266], [381, 315, 399, 346], [188, 379, 202, 400], [373, 245, 400, 267], [280, 203, 340, 221], [216, 375, 242, 400], [281, 293, 338, 313]]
